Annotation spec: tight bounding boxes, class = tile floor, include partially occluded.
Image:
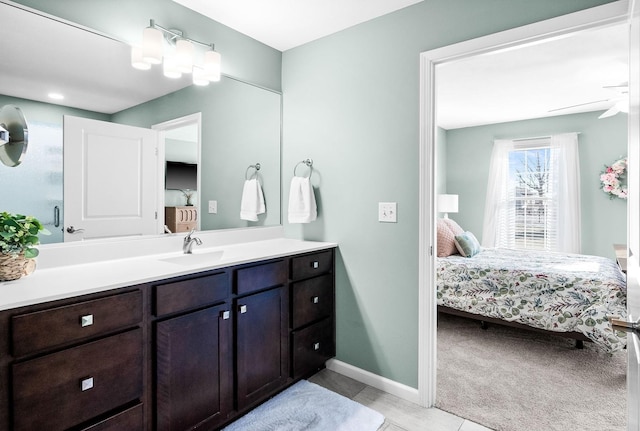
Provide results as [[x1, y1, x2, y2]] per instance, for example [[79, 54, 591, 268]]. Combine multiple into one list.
[[309, 369, 493, 431]]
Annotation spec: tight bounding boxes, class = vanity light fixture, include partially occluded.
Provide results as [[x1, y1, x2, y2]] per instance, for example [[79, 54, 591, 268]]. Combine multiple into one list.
[[131, 19, 221, 85]]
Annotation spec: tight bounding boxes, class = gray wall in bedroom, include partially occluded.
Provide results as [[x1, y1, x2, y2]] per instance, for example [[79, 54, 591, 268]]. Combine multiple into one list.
[[445, 111, 628, 260], [282, 0, 616, 387]]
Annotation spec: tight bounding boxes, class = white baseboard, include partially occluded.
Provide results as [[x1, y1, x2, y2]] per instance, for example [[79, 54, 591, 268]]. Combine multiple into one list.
[[325, 359, 420, 404]]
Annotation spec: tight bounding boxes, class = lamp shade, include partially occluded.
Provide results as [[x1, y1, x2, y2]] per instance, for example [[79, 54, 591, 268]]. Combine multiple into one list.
[[131, 45, 151, 70], [203, 50, 221, 82], [437, 194, 459, 216], [192, 66, 210, 86], [175, 39, 194, 73], [141, 26, 163, 64]]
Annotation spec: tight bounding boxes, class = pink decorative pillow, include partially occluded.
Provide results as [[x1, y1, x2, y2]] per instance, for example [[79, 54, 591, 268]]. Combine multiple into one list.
[[442, 218, 464, 236], [437, 218, 459, 257]]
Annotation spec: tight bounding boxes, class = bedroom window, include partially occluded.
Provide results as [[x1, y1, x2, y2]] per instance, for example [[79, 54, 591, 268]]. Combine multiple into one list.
[[509, 145, 555, 250], [482, 133, 581, 254]]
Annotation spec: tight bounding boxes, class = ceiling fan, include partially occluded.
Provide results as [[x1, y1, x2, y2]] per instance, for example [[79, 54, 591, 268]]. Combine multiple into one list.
[[549, 82, 629, 119]]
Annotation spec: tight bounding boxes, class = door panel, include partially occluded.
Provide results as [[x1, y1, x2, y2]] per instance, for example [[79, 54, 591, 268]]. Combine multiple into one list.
[[63, 116, 159, 241]]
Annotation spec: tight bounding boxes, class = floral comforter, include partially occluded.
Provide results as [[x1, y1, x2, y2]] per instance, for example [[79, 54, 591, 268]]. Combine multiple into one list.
[[437, 248, 627, 352]]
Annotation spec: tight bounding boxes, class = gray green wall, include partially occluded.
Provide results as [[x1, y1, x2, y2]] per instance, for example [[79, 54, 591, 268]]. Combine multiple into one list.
[[444, 112, 627, 260], [281, 0, 616, 387]]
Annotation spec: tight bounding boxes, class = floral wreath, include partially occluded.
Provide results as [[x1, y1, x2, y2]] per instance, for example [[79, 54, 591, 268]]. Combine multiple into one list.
[[600, 156, 627, 200]]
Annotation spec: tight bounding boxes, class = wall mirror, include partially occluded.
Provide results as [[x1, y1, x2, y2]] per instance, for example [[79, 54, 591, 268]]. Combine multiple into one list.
[[0, 1, 282, 244]]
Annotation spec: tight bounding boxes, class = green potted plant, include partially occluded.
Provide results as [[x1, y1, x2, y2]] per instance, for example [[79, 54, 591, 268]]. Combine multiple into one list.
[[0, 212, 50, 281]]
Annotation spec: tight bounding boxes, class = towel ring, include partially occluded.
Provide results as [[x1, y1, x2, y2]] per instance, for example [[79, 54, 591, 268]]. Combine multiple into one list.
[[293, 159, 313, 178], [245, 163, 261, 180]]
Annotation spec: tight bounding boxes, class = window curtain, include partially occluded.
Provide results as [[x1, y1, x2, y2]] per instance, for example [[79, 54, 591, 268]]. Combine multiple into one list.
[[481, 133, 581, 253], [551, 132, 581, 253]]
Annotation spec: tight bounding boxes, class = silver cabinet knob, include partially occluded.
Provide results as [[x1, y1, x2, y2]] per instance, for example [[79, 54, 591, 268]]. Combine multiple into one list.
[[239, 305, 247, 314], [311, 261, 319, 269], [80, 314, 94, 327], [311, 296, 319, 304], [313, 342, 320, 351], [221, 310, 230, 320], [81, 377, 94, 391]]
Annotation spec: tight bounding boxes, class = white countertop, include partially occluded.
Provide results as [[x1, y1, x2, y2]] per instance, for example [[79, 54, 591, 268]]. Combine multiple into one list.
[[0, 236, 336, 311]]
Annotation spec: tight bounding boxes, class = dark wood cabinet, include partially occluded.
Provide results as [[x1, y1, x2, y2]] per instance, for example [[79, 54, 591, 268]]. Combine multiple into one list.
[[236, 286, 288, 410], [0, 246, 335, 431], [290, 251, 336, 380], [4, 289, 144, 431], [156, 304, 232, 431]]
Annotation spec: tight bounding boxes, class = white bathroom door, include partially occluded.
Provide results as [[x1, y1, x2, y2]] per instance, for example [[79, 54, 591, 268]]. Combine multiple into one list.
[[63, 116, 159, 241], [627, 1, 640, 430]]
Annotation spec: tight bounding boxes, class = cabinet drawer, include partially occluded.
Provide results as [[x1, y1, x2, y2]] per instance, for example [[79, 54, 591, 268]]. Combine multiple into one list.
[[291, 273, 334, 329], [80, 403, 143, 431], [291, 318, 334, 380], [155, 271, 229, 317], [12, 290, 142, 357], [236, 260, 287, 295], [12, 329, 143, 431], [291, 250, 333, 281]]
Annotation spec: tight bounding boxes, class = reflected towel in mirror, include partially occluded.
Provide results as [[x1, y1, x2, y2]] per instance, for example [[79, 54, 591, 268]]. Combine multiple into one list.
[[240, 178, 266, 221], [288, 176, 317, 223]]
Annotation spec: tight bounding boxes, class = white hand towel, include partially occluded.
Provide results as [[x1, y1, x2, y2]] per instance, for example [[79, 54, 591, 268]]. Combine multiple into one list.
[[288, 176, 317, 223], [240, 178, 266, 221]]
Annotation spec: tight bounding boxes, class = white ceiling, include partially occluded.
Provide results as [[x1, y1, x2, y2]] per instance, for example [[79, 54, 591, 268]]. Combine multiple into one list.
[[171, 0, 424, 51], [436, 23, 629, 130]]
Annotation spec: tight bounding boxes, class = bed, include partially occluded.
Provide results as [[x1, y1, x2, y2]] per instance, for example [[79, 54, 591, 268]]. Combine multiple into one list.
[[436, 246, 628, 353]]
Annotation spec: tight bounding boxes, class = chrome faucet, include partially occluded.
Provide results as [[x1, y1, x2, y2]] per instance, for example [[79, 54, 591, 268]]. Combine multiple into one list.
[[183, 229, 202, 254]]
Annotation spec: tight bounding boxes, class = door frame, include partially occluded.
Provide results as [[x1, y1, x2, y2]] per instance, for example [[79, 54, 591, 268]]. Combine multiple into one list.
[[152, 113, 202, 230], [417, 1, 630, 407]]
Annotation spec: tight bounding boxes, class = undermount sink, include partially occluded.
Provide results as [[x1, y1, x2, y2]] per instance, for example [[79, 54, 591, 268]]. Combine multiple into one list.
[[159, 250, 225, 266]]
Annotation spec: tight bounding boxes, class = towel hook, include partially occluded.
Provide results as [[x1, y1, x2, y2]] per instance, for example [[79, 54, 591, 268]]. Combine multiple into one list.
[[293, 158, 313, 178], [245, 162, 261, 180]]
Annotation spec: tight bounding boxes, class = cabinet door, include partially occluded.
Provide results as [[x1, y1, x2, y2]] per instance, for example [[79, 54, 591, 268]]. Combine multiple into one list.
[[236, 287, 288, 410], [156, 304, 232, 431]]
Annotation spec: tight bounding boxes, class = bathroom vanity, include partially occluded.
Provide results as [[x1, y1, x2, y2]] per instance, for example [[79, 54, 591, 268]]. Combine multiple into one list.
[[0, 235, 336, 431]]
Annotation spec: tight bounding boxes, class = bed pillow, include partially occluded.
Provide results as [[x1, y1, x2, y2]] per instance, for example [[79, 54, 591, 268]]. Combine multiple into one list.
[[437, 218, 459, 257], [442, 218, 464, 236], [454, 231, 481, 257]]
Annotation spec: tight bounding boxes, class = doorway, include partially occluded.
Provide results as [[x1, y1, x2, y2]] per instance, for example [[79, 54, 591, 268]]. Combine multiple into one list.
[[153, 113, 202, 231], [417, 0, 630, 410]]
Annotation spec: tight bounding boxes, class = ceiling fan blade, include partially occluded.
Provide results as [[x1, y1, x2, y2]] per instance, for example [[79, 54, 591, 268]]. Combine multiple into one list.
[[598, 105, 620, 119], [548, 99, 610, 113]]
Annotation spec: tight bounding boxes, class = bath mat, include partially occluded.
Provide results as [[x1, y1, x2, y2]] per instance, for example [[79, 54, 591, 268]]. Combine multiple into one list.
[[222, 380, 384, 431]]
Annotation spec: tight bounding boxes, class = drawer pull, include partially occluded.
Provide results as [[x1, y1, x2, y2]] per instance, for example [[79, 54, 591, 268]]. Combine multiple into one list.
[[311, 296, 319, 304], [221, 310, 230, 320], [81, 377, 94, 391], [80, 314, 94, 327], [311, 261, 319, 269], [239, 305, 247, 314], [313, 342, 320, 351]]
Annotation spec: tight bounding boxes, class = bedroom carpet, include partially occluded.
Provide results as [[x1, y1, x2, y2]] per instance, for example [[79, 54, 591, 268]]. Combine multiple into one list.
[[436, 313, 627, 431], [222, 379, 385, 431]]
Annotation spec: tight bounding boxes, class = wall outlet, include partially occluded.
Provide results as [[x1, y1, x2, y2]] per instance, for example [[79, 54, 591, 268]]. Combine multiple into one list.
[[378, 202, 397, 223], [208, 200, 218, 214]]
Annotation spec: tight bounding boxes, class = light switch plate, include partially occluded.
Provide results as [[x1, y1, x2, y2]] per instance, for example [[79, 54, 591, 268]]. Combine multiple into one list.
[[208, 200, 218, 214], [378, 202, 397, 223]]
